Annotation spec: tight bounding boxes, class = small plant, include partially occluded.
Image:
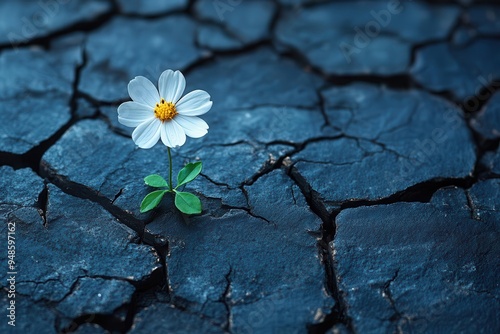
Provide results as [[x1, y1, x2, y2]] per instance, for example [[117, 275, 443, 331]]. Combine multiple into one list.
[[117, 69, 212, 214]]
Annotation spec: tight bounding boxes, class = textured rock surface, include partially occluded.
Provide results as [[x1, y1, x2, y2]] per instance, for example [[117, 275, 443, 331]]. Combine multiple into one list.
[[0, 166, 160, 332], [1, 0, 499, 333], [149, 170, 334, 332], [293, 84, 476, 206], [465, 6, 500, 36], [333, 185, 500, 333], [79, 15, 203, 102], [275, 1, 459, 75], [471, 92, 500, 140], [0, 0, 111, 46], [196, 23, 243, 51], [0, 42, 81, 154], [40, 119, 250, 214], [130, 303, 223, 334], [184, 48, 322, 111], [411, 39, 500, 100], [482, 146, 500, 176], [194, 0, 276, 45]]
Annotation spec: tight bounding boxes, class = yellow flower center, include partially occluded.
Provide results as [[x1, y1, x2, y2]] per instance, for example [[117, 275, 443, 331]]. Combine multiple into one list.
[[154, 98, 177, 122]]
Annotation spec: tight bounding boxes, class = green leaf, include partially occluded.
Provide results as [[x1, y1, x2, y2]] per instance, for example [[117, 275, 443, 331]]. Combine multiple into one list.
[[140, 190, 167, 213], [144, 174, 168, 188], [176, 162, 202, 188], [174, 191, 202, 215]]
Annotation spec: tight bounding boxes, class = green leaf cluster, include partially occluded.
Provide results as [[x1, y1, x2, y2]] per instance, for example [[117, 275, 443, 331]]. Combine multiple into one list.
[[140, 162, 203, 215]]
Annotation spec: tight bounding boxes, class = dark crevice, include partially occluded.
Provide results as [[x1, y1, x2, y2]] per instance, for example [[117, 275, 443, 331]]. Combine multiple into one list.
[[268, 0, 282, 37], [36, 181, 49, 227], [243, 135, 346, 188], [94, 110, 133, 139], [286, 165, 354, 334], [117, 7, 188, 20], [287, 166, 331, 229], [459, 78, 500, 180], [158, 244, 171, 293], [412, 42, 500, 108], [409, 0, 464, 68], [317, 88, 331, 129], [111, 188, 124, 204], [221, 267, 233, 333], [61, 310, 128, 333], [39, 162, 161, 247], [70, 47, 88, 116], [332, 177, 475, 214], [469, 129, 499, 180], [199, 173, 235, 189], [0, 117, 77, 173], [237, 186, 274, 225], [77, 91, 127, 107], [39, 173, 171, 334], [465, 189, 481, 221], [118, 257, 171, 334], [381, 269, 407, 329], [56, 263, 165, 333], [287, 166, 479, 333], [462, 80, 500, 116], [90, 215, 171, 333], [327, 73, 419, 91], [241, 152, 287, 187], [2, 1, 498, 333]]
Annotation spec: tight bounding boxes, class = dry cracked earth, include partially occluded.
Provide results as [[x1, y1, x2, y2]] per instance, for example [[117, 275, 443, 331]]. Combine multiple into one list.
[[1, 0, 499, 333]]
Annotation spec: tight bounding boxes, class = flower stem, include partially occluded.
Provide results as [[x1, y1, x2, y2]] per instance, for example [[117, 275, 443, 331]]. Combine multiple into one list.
[[167, 147, 173, 191]]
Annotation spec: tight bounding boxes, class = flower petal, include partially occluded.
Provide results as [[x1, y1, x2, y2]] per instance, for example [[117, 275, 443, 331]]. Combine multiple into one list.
[[117, 101, 155, 127], [128, 76, 160, 107], [176, 90, 213, 116], [174, 115, 209, 138], [158, 70, 186, 103], [132, 118, 162, 149], [161, 120, 186, 148]]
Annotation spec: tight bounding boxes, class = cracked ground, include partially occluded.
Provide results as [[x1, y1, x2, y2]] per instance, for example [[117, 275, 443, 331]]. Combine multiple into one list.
[[1, 0, 499, 333]]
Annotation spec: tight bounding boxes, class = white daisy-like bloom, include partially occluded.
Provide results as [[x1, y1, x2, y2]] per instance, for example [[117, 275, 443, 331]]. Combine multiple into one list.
[[117, 69, 212, 148]]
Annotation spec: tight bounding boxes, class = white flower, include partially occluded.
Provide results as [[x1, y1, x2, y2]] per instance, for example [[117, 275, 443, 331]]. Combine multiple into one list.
[[117, 69, 212, 149]]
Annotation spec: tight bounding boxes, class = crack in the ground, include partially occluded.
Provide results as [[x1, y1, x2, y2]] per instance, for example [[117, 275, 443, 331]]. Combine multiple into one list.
[[284, 158, 486, 333], [0, 39, 87, 173], [199, 172, 235, 189], [37, 160, 174, 333], [286, 164, 354, 334], [458, 77, 500, 180], [379, 269, 411, 334], [17, 264, 163, 334], [39, 163, 159, 247], [239, 186, 274, 226], [111, 188, 124, 204], [36, 181, 49, 227], [0, 117, 77, 172], [465, 189, 481, 221], [221, 267, 233, 333], [330, 176, 475, 213], [2, 1, 499, 332]]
